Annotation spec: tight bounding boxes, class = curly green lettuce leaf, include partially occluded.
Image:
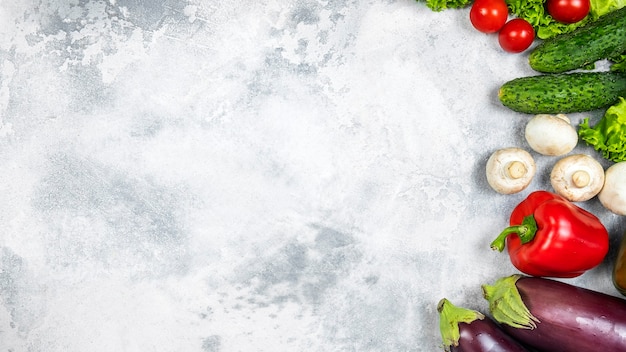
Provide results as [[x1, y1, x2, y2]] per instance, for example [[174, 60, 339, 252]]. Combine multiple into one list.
[[579, 97, 626, 162], [590, 0, 626, 17], [418, 0, 472, 11]]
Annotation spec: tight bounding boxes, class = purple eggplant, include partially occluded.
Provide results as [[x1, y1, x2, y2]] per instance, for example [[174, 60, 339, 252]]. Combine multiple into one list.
[[438, 298, 530, 351], [482, 274, 626, 351]]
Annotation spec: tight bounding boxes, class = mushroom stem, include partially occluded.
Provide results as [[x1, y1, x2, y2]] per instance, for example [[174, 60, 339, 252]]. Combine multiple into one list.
[[572, 170, 590, 188], [507, 161, 527, 179]]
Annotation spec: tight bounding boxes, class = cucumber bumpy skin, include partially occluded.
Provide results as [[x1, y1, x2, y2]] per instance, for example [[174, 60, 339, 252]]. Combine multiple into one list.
[[529, 6, 626, 73], [498, 71, 626, 114]]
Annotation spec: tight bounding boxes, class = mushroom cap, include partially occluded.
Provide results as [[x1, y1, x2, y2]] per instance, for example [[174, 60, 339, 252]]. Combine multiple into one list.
[[599, 162, 626, 216], [525, 114, 578, 156], [550, 154, 604, 202], [486, 147, 536, 194]]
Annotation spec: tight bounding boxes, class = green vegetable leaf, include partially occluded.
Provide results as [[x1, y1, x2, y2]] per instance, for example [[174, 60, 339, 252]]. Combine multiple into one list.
[[418, 0, 472, 11], [579, 97, 626, 162], [590, 0, 626, 17]]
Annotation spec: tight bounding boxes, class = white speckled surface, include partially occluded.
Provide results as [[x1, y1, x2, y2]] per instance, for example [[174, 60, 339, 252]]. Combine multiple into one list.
[[0, 1, 624, 351]]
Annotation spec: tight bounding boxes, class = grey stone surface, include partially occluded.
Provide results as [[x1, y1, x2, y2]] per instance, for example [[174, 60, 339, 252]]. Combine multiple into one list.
[[0, 1, 623, 351]]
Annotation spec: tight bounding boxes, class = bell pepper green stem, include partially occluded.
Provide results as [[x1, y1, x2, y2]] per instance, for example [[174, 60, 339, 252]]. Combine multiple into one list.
[[490, 215, 539, 252]]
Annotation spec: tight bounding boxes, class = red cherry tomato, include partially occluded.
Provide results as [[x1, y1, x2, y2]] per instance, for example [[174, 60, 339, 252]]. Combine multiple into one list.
[[470, 0, 509, 33], [546, 0, 590, 24], [498, 18, 535, 53]]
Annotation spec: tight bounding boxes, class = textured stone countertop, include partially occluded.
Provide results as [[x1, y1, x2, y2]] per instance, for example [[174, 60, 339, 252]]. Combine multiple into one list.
[[0, 1, 624, 351]]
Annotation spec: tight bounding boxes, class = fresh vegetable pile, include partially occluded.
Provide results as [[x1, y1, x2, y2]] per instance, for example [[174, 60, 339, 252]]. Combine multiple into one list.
[[412, 0, 626, 350], [418, 0, 626, 52], [491, 5, 626, 209]]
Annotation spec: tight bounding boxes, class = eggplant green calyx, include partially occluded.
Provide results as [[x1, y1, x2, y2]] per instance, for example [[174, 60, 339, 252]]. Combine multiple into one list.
[[437, 298, 485, 349], [482, 275, 540, 329], [490, 215, 539, 252]]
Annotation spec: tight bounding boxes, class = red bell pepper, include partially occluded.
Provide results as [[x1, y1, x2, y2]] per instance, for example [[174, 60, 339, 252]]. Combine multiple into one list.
[[490, 190, 609, 278]]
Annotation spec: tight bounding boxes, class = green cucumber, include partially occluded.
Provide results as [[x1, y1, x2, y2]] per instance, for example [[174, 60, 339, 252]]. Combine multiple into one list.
[[498, 71, 626, 114], [529, 7, 626, 73]]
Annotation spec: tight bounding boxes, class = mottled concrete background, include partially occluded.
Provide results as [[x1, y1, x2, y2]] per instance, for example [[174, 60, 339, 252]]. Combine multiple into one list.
[[0, 1, 624, 351]]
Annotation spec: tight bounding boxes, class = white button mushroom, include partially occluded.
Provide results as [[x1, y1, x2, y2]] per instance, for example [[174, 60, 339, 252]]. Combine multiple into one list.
[[599, 162, 626, 216], [550, 154, 605, 202], [525, 114, 579, 156], [486, 147, 536, 194]]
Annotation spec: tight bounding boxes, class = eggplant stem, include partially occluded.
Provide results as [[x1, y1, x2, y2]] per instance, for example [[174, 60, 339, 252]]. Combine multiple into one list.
[[437, 298, 484, 350], [482, 275, 540, 330]]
